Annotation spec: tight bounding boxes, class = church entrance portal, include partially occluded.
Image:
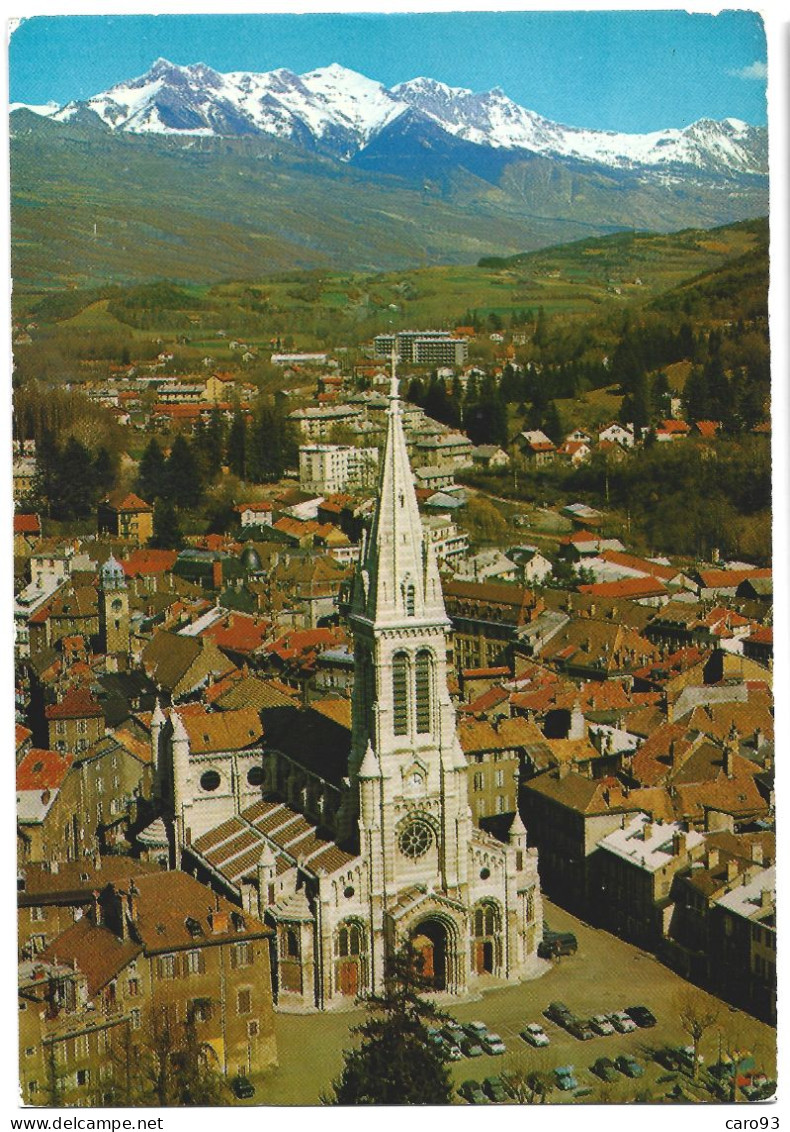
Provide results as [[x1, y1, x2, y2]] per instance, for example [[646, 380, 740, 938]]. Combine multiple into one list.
[[412, 919, 449, 991]]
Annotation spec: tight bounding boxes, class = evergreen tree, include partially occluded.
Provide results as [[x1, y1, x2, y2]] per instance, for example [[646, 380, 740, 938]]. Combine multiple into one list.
[[93, 445, 117, 497], [151, 498, 184, 549], [247, 406, 296, 483], [326, 945, 453, 1105], [53, 437, 96, 520], [137, 437, 167, 502], [164, 433, 204, 510], [226, 412, 248, 479]]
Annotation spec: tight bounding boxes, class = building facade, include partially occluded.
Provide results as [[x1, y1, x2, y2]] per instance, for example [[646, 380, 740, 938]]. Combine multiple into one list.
[[158, 372, 544, 1009]]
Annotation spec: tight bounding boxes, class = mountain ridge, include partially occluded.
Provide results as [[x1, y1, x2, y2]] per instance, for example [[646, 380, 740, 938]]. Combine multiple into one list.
[[16, 57, 767, 178]]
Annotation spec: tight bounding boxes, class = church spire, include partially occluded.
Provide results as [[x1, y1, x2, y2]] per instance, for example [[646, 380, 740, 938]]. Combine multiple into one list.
[[352, 348, 447, 628]]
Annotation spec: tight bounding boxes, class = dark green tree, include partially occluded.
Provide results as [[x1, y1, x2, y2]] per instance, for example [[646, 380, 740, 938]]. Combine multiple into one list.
[[93, 445, 117, 496], [137, 437, 167, 502], [53, 437, 96, 519], [150, 498, 184, 549], [326, 944, 453, 1105], [226, 412, 248, 479], [164, 433, 204, 510]]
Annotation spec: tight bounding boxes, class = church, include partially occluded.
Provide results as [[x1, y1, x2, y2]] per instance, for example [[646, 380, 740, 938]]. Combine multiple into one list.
[[146, 370, 544, 1009]]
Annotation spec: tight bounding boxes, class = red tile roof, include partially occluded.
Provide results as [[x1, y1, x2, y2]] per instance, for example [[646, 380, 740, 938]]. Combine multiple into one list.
[[121, 548, 178, 577], [17, 747, 73, 791], [45, 685, 104, 720], [14, 513, 41, 534], [102, 491, 153, 513], [578, 576, 668, 599]]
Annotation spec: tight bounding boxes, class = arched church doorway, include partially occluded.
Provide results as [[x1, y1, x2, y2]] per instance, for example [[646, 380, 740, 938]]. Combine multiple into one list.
[[412, 918, 449, 990], [334, 920, 368, 998], [472, 901, 502, 975]]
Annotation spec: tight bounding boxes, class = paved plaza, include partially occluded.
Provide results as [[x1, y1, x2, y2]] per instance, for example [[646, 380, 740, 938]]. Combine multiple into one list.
[[246, 898, 776, 1106]]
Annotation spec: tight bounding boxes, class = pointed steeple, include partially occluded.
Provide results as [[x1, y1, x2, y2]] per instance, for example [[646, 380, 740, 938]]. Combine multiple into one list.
[[352, 350, 447, 628]]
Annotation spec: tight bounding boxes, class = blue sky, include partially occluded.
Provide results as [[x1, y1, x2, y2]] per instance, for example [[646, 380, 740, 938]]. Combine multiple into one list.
[[9, 10, 767, 132]]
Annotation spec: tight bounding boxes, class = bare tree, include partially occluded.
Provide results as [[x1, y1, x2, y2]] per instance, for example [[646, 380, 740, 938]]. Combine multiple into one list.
[[500, 1060, 554, 1104], [676, 988, 720, 1079]]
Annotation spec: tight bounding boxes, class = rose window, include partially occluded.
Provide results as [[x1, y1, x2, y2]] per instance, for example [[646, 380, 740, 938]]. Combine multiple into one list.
[[398, 820, 432, 859]]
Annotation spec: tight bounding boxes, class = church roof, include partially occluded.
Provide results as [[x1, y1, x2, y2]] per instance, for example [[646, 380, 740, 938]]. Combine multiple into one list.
[[190, 798, 357, 892], [261, 705, 351, 788]]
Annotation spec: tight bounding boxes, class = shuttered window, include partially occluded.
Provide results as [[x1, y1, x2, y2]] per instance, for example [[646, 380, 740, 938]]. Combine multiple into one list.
[[392, 652, 409, 736], [415, 650, 432, 734]]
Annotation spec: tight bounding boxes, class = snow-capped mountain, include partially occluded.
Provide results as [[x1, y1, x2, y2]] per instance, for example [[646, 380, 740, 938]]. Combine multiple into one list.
[[26, 57, 766, 177], [393, 77, 765, 175]]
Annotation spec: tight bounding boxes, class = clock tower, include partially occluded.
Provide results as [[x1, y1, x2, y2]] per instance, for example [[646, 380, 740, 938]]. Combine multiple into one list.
[[99, 554, 130, 658]]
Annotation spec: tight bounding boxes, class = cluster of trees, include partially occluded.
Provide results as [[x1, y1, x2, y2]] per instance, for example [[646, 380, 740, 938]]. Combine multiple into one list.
[[77, 1006, 231, 1108], [406, 373, 508, 447], [35, 431, 118, 521], [570, 437, 771, 561], [137, 405, 297, 546]]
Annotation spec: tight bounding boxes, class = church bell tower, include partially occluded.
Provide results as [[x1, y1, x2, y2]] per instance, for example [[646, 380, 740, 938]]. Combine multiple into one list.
[[344, 355, 472, 914], [99, 553, 130, 658]]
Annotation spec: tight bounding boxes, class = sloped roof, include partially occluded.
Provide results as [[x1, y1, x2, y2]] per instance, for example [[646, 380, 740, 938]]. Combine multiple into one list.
[[39, 918, 142, 997], [122, 871, 271, 952], [101, 490, 153, 513], [17, 747, 73, 791], [45, 685, 104, 721], [176, 705, 264, 754]]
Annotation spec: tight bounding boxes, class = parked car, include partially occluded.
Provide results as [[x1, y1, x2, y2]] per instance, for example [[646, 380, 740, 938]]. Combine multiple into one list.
[[568, 1019, 595, 1041], [461, 1037, 485, 1058], [482, 1076, 509, 1103], [441, 1039, 463, 1062], [443, 1022, 466, 1046], [458, 1079, 489, 1104], [545, 1001, 575, 1028], [539, 928, 578, 957], [590, 1014, 615, 1037], [480, 1032, 507, 1056], [592, 1057, 619, 1083], [615, 1055, 644, 1079], [609, 1010, 637, 1034], [521, 1022, 550, 1047], [463, 1021, 489, 1040], [554, 1065, 578, 1091], [654, 1046, 683, 1071], [231, 1076, 255, 1099], [625, 1005, 657, 1028]]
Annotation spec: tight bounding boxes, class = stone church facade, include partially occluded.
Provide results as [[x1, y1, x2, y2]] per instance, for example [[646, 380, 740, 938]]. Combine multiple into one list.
[[146, 372, 543, 1009]]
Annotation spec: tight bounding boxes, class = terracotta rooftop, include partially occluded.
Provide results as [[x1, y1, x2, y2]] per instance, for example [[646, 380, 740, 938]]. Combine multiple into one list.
[[39, 918, 142, 998], [45, 685, 104, 721], [17, 747, 74, 792]]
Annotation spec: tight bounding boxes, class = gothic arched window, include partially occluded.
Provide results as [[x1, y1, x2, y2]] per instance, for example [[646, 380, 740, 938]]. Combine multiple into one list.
[[392, 652, 409, 736], [415, 649, 433, 734]]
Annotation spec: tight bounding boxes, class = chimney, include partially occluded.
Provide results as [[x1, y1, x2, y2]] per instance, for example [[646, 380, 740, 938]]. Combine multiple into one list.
[[706, 848, 720, 869], [208, 909, 229, 935], [557, 761, 570, 779], [672, 831, 687, 858], [751, 842, 764, 865], [642, 820, 653, 842], [726, 859, 739, 882], [760, 888, 773, 910]]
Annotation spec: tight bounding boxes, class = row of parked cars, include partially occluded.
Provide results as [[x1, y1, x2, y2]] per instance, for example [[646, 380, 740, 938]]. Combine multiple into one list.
[[543, 1001, 657, 1041], [428, 1019, 506, 1061]]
